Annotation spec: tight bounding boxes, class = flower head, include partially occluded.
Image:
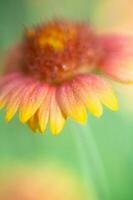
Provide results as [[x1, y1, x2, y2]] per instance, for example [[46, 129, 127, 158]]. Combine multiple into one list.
[[1, 19, 133, 134]]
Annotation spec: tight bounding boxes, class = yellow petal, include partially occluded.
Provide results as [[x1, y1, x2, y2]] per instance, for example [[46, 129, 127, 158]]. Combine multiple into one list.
[[19, 83, 48, 123], [0, 98, 7, 109], [28, 113, 39, 133], [49, 88, 65, 135], [99, 87, 119, 111], [72, 79, 103, 117], [58, 83, 87, 124], [92, 76, 119, 111], [5, 86, 25, 121], [37, 87, 51, 133], [76, 74, 118, 113], [0, 78, 24, 110], [5, 105, 18, 121]]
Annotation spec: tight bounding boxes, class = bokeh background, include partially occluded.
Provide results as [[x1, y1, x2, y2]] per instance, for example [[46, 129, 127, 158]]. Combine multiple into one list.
[[0, 0, 133, 199]]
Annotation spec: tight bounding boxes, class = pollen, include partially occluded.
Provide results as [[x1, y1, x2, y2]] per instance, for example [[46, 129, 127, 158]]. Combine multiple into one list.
[[38, 27, 68, 51], [21, 20, 103, 83]]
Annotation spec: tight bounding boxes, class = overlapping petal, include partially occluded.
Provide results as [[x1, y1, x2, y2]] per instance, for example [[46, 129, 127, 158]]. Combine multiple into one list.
[[71, 76, 103, 117], [29, 86, 65, 134], [0, 73, 23, 108], [100, 34, 133, 83], [37, 85, 52, 133], [57, 81, 87, 123], [0, 70, 119, 134], [1, 22, 133, 135], [19, 81, 49, 123], [73, 74, 118, 114], [28, 113, 40, 133], [0, 73, 31, 110], [49, 87, 65, 134], [5, 79, 31, 121]]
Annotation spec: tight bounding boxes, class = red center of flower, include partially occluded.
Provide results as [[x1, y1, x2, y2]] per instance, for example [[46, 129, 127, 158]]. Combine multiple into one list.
[[21, 20, 103, 83]]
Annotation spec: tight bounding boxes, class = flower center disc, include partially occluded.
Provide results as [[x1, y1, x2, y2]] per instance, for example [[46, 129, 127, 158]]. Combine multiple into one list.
[[22, 20, 102, 83]]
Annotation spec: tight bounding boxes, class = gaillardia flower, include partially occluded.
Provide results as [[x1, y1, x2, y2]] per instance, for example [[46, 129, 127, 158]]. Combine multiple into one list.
[[1, 19, 133, 134]]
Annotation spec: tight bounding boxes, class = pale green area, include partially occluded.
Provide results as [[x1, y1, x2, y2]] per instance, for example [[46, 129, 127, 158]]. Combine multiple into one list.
[[0, 0, 133, 199]]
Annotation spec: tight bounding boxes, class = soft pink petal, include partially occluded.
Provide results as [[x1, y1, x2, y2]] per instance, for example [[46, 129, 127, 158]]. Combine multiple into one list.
[[100, 34, 133, 83], [0, 72, 21, 87], [0, 73, 29, 108], [5, 77, 33, 121]]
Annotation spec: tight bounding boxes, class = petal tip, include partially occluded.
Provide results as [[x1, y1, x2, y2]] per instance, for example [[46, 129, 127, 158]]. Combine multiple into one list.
[[50, 120, 65, 135], [19, 113, 29, 123], [5, 113, 13, 122]]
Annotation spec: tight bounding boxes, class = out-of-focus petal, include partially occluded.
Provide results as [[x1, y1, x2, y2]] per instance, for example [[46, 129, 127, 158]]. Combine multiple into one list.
[[28, 113, 39, 132], [0, 72, 21, 88], [76, 74, 118, 111], [5, 84, 27, 121], [49, 87, 65, 135], [0, 73, 26, 109], [57, 82, 87, 124], [92, 76, 119, 110], [100, 34, 133, 83], [4, 44, 23, 73], [19, 82, 48, 123], [37, 85, 51, 133], [72, 77, 103, 117]]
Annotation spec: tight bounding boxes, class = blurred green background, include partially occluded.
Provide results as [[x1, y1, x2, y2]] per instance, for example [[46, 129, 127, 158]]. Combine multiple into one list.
[[0, 0, 133, 199]]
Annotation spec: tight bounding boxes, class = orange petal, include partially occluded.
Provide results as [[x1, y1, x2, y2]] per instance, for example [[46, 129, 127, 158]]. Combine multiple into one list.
[[27, 113, 40, 133]]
